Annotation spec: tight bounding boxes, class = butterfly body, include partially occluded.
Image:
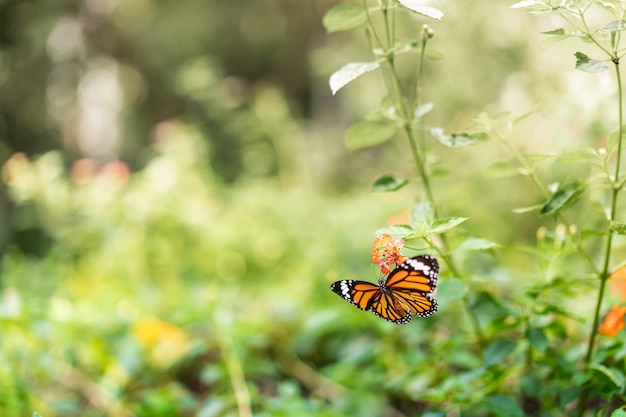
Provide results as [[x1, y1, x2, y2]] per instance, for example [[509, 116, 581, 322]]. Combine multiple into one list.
[[330, 256, 439, 324]]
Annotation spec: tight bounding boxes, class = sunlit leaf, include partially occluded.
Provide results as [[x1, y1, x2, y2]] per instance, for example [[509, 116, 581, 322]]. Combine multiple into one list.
[[344, 120, 396, 150], [396, 0, 444, 20], [512, 203, 543, 214], [511, 0, 548, 9], [540, 182, 585, 215], [599, 20, 626, 34], [430, 128, 487, 147], [322, 3, 367, 33], [430, 217, 468, 234], [542, 28, 566, 35], [611, 409, 626, 417], [374, 224, 415, 238], [329, 62, 380, 95], [511, 107, 538, 127], [483, 339, 517, 367], [414, 102, 434, 118], [596, 0, 616, 13], [371, 174, 409, 192], [455, 237, 500, 252], [484, 161, 519, 178], [524, 153, 558, 162], [411, 201, 435, 230], [574, 52, 610, 73]]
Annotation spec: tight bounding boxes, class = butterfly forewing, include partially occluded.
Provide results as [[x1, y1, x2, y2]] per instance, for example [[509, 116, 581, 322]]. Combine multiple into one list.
[[385, 256, 438, 293], [330, 280, 380, 310], [330, 255, 439, 324]]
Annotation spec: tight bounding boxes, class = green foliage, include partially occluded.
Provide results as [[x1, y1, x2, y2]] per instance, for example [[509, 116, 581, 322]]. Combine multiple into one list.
[[3, 0, 626, 416]]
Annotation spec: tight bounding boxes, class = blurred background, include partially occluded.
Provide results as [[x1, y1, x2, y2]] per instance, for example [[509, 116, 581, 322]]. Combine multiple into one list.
[[0, 0, 621, 416]]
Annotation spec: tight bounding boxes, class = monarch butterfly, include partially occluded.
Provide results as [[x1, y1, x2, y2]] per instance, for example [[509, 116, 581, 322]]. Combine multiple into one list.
[[330, 256, 439, 324]]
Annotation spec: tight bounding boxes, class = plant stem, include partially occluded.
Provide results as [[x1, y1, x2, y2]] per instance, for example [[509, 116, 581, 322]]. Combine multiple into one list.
[[578, 55, 624, 415]]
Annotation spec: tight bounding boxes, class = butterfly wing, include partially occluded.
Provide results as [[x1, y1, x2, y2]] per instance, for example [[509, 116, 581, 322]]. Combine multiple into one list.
[[330, 280, 412, 324], [330, 280, 381, 311], [385, 256, 439, 318], [370, 290, 413, 324]]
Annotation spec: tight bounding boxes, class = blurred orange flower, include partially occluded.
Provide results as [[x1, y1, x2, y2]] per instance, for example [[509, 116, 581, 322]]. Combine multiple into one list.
[[599, 305, 626, 338], [71, 158, 98, 185], [371, 234, 407, 275], [609, 264, 626, 300], [97, 160, 130, 191], [1, 152, 30, 186]]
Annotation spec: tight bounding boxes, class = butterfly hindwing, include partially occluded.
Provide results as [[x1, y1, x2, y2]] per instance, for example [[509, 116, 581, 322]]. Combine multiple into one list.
[[330, 255, 440, 324], [371, 291, 413, 324]]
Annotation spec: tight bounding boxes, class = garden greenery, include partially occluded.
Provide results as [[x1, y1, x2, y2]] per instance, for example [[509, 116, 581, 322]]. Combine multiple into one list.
[[324, 0, 626, 415], [2, 0, 626, 416]]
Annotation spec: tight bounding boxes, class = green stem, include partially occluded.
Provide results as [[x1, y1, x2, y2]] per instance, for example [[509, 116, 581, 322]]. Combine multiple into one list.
[[378, 9, 484, 346], [501, 134, 599, 274], [578, 56, 624, 416]]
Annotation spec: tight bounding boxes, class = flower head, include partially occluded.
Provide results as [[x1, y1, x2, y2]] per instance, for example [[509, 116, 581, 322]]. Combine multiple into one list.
[[599, 305, 626, 338], [371, 234, 407, 275]]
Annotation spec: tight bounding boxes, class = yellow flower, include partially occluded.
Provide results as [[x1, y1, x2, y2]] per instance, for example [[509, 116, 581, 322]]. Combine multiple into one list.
[[599, 305, 626, 338], [133, 317, 189, 367]]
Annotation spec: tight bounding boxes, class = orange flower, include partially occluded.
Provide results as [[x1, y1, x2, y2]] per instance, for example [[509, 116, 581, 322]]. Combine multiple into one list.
[[599, 305, 626, 338], [609, 265, 626, 300], [372, 234, 407, 275]]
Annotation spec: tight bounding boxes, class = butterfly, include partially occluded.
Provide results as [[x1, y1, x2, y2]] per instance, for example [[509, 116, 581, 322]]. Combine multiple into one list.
[[330, 256, 439, 324]]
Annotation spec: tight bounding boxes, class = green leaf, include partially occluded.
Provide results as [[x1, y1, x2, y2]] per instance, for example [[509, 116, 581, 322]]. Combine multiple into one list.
[[591, 364, 625, 389], [411, 201, 435, 231], [610, 408, 626, 417], [437, 278, 468, 302], [33, 413, 43, 417], [524, 152, 558, 162], [483, 339, 517, 367], [330, 62, 380, 95], [574, 52, 609, 73], [454, 237, 500, 252], [375, 224, 415, 238], [611, 221, 626, 235], [322, 3, 367, 33], [542, 28, 566, 35], [511, 0, 548, 9], [512, 203, 543, 214], [526, 327, 548, 354], [344, 120, 396, 150], [414, 102, 434, 118], [560, 386, 582, 408], [484, 161, 519, 178], [486, 395, 524, 417], [396, 0, 444, 20], [511, 107, 538, 127], [540, 182, 585, 215], [371, 174, 409, 192], [599, 20, 626, 34], [430, 217, 469, 234], [430, 128, 487, 147]]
